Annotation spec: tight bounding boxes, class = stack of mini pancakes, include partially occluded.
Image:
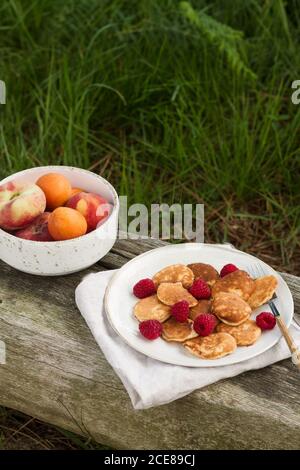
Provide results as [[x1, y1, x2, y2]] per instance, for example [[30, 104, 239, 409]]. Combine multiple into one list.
[[133, 263, 278, 360]]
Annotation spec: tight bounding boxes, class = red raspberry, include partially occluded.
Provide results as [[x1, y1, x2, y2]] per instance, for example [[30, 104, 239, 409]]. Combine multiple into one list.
[[256, 312, 276, 330], [189, 279, 211, 299], [171, 300, 190, 323], [139, 320, 162, 340], [220, 264, 238, 277], [133, 278, 156, 298], [193, 314, 217, 336]]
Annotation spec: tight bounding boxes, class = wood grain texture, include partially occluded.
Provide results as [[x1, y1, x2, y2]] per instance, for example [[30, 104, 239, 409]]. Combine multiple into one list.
[[0, 238, 300, 449]]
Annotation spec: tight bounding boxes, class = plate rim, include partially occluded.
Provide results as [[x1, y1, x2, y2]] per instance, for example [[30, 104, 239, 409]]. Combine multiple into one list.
[[104, 243, 294, 367]]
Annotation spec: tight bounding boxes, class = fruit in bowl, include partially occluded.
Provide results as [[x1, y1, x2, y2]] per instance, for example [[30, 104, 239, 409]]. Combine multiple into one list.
[[70, 187, 84, 197], [48, 207, 88, 241], [36, 173, 71, 210], [15, 212, 53, 241], [0, 166, 119, 275], [66, 191, 111, 232], [0, 170, 115, 242], [0, 181, 46, 230]]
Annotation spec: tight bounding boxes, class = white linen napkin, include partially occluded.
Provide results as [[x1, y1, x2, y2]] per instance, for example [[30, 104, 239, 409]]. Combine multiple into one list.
[[75, 265, 300, 410]]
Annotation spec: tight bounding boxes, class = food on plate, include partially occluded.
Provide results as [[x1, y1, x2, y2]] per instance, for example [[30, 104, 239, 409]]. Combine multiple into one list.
[[193, 313, 218, 336], [187, 262, 219, 285], [133, 278, 156, 299], [247, 275, 278, 309], [212, 292, 251, 325], [162, 318, 198, 342], [255, 312, 276, 330], [212, 269, 255, 301], [157, 282, 198, 307], [152, 264, 194, 288], [0, 181, 46, 230], [220, 263, 238, 278], [134, 295, 171, 322], [184, 332, 237, 359], [139, 320, 162, 340], [216, 319, 261, 346], [66, 191, 110, 232], [189, 299, 212, 320], [188, 278, 211, 299], [14, 212, 53, 241], [132, 258, 277, 360], [36, 173, 72, 210], [171, 300, 190, 323], [48, 207, 87, 241]]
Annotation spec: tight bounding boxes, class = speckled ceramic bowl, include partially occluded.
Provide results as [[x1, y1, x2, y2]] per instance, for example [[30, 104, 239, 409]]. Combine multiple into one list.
[[0, 166, 119, 275]]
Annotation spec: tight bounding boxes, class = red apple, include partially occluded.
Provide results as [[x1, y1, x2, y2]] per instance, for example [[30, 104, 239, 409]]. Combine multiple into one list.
[[0, 181, 46, 231], [66, 191, 111, 232], [14, 212, 53, 241]]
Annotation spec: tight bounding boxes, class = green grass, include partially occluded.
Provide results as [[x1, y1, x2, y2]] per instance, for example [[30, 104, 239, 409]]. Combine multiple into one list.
[[0, 0, 299, 270]]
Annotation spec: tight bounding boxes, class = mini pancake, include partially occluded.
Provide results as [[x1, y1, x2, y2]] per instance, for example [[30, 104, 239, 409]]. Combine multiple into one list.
[[162, 318, 198, 342], [184, 332, 237, 359], [157, 282, 198, 307], [152, 264, 194, 288], [212, 292, 251, 326], [216, 320, 261, 346], [247, 275, 278, 309], [212, 270, 255, 301], [187, 263, 219, 286], [134, 295, 171, 323], [189, 299, 212, 321]]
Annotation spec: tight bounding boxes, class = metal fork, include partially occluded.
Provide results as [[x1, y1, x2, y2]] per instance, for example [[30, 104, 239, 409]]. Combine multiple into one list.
[[247, 263, 300, 370]]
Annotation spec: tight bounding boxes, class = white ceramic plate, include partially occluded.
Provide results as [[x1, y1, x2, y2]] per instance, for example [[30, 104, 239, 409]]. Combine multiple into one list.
[[104, 243, 293, 367]]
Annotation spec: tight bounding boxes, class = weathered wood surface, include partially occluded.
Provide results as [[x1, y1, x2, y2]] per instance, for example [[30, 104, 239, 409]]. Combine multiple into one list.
[[0, 238, 300, 450]]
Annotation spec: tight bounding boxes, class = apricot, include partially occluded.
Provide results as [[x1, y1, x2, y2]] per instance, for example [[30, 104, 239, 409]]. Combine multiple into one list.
[[36, 173, 72, 210], [48, 207, 87, 241], [70, 187, 84, 198], [66, 191, 110, 231]]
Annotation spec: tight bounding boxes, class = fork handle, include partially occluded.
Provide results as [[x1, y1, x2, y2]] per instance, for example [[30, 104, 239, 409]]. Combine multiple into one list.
[[276, 317, 300, 370]]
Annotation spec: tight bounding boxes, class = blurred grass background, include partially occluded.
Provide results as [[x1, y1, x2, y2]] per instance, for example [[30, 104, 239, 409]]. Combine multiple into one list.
[[0, 0, 300, 449]]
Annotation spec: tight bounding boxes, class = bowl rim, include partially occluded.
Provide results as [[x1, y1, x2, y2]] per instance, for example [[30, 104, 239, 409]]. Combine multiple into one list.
[[0, 165, 119, 245]]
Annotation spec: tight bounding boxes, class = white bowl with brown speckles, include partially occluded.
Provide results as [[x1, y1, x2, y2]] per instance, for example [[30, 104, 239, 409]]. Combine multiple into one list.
[[0, 166, 119, 276]]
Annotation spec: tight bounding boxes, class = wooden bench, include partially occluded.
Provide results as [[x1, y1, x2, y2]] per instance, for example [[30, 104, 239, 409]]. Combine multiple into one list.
[[0, 238, 299, 449]]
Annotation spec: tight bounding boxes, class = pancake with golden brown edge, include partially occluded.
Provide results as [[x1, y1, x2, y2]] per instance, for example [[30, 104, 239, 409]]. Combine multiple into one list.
[[189, 299, 212, 321], [152, 264, 194, 288], [212, 270, 255, 301], [187, 263, 219, 286], [157, 282, 198, 307], [247, 275, 278, 309], [134, 295, 171, 323], [216, 319, 261, 346], [184, 332, 237, 359], [212, 292, 251, 326], [162, 318, 198, 342]]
